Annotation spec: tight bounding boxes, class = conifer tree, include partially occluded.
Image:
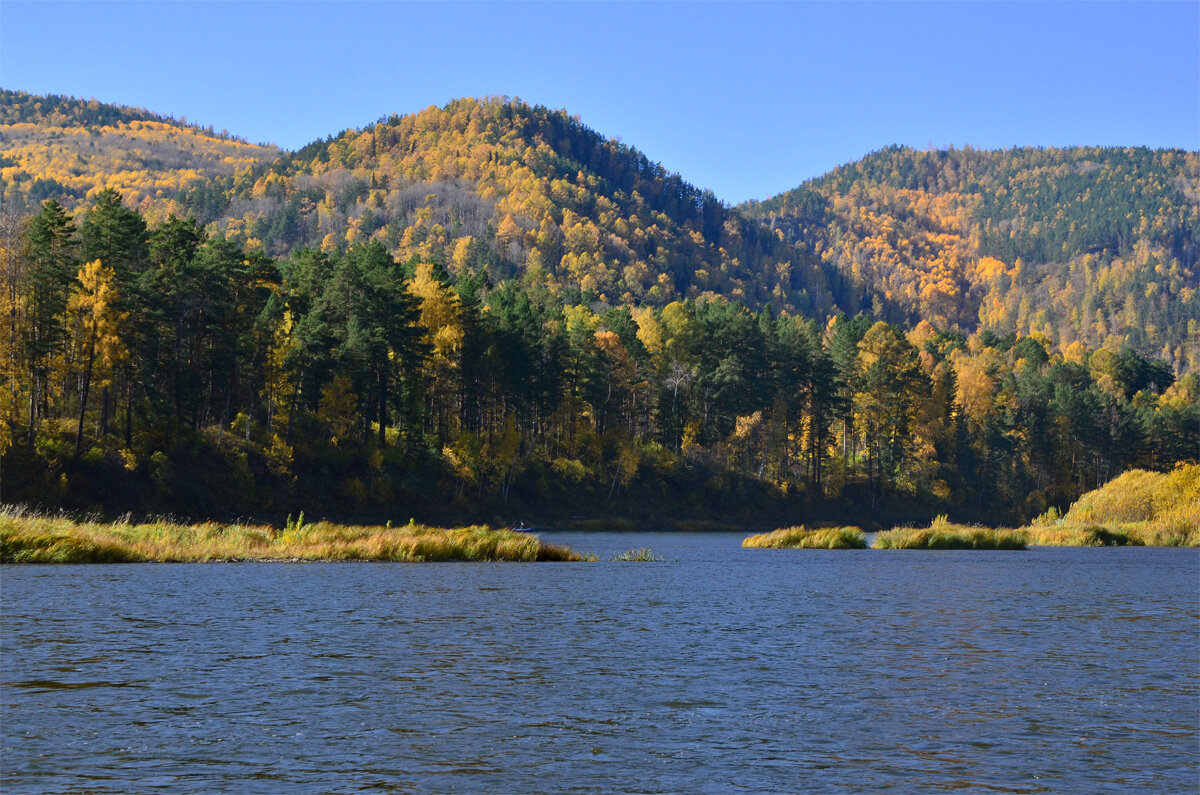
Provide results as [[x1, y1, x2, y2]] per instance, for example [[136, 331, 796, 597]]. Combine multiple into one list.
[[23, 199, 78, 434]]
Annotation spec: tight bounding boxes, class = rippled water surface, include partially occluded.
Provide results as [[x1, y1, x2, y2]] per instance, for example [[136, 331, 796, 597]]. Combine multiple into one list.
[[3, 534, 1198, 793]]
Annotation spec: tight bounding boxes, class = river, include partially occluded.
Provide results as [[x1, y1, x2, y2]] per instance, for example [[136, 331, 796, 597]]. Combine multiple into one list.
[[2, 533, 1197, 793]]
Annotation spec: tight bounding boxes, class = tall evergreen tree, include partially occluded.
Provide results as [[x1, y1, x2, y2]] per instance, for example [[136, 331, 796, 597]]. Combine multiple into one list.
[[23, 199, 78, 434]]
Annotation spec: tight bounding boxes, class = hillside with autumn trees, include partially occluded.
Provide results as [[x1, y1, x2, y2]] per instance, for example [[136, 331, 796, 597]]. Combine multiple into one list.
[[195, 96, 843, 318], [0, 90, 282, 218], [0, 92, 1196, 528], [742, 145, 1200, 374]]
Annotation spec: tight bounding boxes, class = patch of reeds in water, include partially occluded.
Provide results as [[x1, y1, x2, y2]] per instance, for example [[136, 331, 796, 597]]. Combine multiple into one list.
[[1022, 465, 1198, 547], [0, 507, 586, 563], [742, 525, 866, 549], [610, 547, 663, 562], [873, 516, 1026, 550]]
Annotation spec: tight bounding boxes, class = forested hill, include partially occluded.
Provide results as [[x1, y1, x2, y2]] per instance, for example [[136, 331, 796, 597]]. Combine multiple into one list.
[[2, 93, 1197, 527], [8, 90, 1197, 365], [0, 89, 282, 216], [187, 97, 841, 316], [741, 145, 1200, 373]]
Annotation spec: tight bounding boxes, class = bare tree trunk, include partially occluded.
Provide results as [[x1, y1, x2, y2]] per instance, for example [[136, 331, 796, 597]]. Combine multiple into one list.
[[101, 385, 110, 435]]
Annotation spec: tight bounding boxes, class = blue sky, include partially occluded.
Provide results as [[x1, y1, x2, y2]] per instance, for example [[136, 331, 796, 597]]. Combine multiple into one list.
[[2, 1, 1196, 204]]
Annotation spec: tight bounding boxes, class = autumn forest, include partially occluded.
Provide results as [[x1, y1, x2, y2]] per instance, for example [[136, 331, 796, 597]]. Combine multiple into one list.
[[1, 90, 1196, 527]]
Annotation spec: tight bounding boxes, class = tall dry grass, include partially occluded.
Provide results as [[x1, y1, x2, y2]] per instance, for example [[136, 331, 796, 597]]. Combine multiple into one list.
[[742, 525, 866, 549], [0, 507, 586, 563], [873, 516, 1026, 550]]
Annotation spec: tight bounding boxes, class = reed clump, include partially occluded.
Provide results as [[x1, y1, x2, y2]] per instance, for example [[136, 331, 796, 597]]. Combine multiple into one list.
[[1023, 464, 1199, 547], [742, 525, 866, 549], [611, 547, 663, 562], [873, 516, 1026, 550], [0, 507, 586, 563]]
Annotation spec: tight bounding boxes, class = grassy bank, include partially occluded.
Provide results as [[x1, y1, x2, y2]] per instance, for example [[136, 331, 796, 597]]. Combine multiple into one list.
[[742, 525, 867, 549], [873, 517, 1026, 550], [0, 508, 587, 563], [1021, 465, 1199, 547]]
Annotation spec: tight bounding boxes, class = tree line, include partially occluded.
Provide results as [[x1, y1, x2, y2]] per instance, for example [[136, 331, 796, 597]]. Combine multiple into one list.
[[1, 193, 1195, 523]]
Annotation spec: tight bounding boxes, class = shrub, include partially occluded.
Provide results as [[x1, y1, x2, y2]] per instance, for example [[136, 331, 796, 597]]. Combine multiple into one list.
[[1021, 464, 1199, 547]]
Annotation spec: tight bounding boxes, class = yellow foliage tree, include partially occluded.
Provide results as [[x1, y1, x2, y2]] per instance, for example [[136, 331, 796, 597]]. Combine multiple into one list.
[[630, 306, 664, 355], [409, 261, 464, 360], [318, 374, 358, 444], [66, 259, 128, 458], [409, 261, 465, 440]]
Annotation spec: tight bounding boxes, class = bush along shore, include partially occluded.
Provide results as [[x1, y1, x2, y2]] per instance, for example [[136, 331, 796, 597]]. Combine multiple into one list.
[[1020, 464, 1198, 547], [739, 516, 1028, 551], [0, 508, 588, 563]]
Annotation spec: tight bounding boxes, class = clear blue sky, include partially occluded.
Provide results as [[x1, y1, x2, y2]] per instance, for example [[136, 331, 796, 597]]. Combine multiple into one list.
[[2, 1, 1196, 204]]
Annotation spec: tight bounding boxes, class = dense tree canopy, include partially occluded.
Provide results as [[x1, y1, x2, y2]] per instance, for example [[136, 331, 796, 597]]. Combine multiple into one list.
[[1, 196, 1193, 524], [2, 94, 1195, 524]]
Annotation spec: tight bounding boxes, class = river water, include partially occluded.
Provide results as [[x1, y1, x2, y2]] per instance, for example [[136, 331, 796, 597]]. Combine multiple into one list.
[[2, 533, 1197, 793]]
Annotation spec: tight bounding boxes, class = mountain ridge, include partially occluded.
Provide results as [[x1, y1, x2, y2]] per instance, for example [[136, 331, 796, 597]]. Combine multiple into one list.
[[3, 91, 1197, 370], [0, 88, 283, 216]]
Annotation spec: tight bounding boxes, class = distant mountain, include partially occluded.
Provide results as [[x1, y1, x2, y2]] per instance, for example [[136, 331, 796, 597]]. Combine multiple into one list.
[[193, 96, 842, 315], [6, 91, 1198, 370], [0, 92, 844, 316], [742, 145, 1200, 372], [0, 89, 282, 216]]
